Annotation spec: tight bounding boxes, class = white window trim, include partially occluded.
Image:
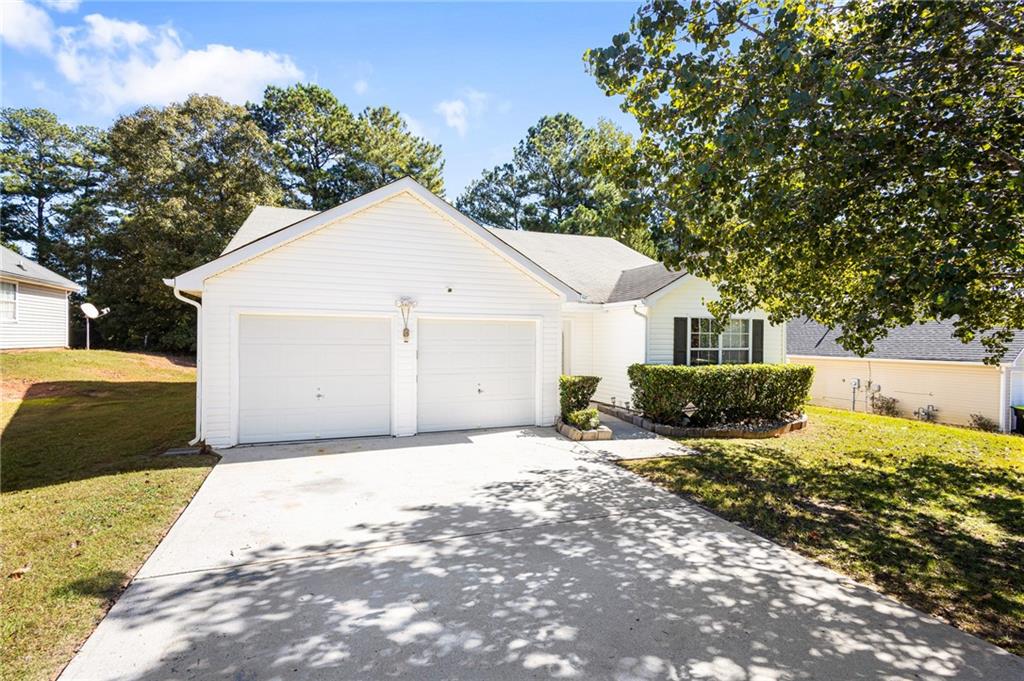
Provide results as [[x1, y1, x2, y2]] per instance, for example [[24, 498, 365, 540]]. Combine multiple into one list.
[[690, 317, 751, 365], [0, 281, 18, 323]]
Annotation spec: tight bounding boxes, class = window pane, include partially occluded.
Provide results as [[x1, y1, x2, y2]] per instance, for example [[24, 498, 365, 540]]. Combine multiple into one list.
[[722, 319, 749, 349], [691, 318, 719, 350], [722, 349, 748, 364], [690, 350, 719, 365], [0, 283, 14, 321]]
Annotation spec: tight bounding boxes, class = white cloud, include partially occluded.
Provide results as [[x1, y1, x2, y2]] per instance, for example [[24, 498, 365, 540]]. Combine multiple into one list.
[[80, 14, 152, 49], [435, 98, 468, 137], [39, 11, 302, 111], [401, 112, 438, 141], [0, 0, 55, 53], [434, 88, 503, 137], [353, 78, 368, 95], [40, 0, 81, 13]]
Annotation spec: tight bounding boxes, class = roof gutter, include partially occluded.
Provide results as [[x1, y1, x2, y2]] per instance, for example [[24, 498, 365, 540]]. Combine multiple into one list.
[[165, 278, 203, 446]]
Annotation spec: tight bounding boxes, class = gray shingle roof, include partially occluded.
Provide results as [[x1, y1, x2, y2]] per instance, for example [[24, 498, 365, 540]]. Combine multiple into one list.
[[787, 318, 1024, 363], [607, 262, 687, 303], [0, 246, 80, 292], [484, 228, 678, 303], [222, 206, 319, 254]]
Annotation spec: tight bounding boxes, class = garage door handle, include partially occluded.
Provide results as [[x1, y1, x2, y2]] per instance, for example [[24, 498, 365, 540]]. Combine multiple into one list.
[[477, 387, 484, 394]]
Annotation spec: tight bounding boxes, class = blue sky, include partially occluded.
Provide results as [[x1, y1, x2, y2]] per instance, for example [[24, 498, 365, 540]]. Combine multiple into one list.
[[2, 1, 641, 196]]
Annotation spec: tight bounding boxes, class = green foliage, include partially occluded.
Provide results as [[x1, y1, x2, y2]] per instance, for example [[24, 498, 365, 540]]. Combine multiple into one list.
[[0, 108, 104, 271], [566, 407, 600, 430], [627, 363, 814, 426], [100, 95, 283, 351], [248, 84, 444, 209], [559, 374, 601, 419], [869, 392, 901, 418], [970, 413, 1000, 433], [456, 114, 655, 254], [587, 1, 1024, 361]]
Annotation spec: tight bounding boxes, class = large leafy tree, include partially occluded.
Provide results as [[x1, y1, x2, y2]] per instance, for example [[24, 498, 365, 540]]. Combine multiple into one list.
[[0, 109, 89, 265], [248, 84, 444, 208], [98, 95, 283, 350], [587, 0, 1024, 360], [457, 114, 654, 253]]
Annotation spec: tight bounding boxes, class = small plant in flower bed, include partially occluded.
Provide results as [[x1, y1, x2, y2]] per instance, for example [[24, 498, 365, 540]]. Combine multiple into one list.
[[566, 407, 600, 430], [559, 375, 601, 419], [627, 363, 813, 427]]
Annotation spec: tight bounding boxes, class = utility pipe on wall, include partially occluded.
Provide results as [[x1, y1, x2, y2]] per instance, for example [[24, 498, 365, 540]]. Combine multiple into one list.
[[166, 279, 203, 446]]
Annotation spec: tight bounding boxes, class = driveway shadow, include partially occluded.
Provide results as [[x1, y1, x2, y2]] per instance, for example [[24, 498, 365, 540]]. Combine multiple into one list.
[[62, 453, 1023, 681]]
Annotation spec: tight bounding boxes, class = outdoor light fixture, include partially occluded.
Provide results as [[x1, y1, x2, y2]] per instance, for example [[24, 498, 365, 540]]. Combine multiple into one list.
[[396, 297, 416, 343]]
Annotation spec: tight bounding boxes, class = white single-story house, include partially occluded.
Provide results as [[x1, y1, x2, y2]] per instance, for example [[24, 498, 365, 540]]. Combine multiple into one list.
[[1, 246, 81, 350], [788, 319, 1024, 433], [165, 178, 785, 447]]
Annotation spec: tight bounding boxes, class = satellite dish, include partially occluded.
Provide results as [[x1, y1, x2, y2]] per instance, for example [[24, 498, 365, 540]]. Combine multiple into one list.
[[80, 303, 100, 319]]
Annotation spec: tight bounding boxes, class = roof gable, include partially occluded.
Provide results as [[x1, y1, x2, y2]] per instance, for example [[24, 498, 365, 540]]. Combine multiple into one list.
[[0, 246, 80, 292], [169, 178, 580, 300]]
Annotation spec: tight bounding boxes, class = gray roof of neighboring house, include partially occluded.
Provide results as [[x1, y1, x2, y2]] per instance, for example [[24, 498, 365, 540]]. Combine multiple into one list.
[[788, 318, 1024, 363], [222, 206, 319, 254], [221, 204, 686, 304], [0, 246, 80, 292]]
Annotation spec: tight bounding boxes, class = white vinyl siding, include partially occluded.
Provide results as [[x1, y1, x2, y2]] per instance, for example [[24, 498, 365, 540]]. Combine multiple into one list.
[[590, 305, 646, 406], [646, 276, 784, 366], [791, 355, 1003, 429], [200, 192, 562, 447], [0, 279, 70, 349]]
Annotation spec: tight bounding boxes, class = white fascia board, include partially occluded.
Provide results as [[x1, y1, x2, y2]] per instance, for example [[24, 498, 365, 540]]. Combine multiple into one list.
[[0, 273, 81, 293], [786, 354, 1008, 367], [169, 177, 581, 301]]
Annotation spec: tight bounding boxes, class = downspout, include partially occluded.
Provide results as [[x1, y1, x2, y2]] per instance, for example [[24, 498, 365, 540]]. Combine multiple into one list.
[[166, 278, 203, 446], [998, 364, 1009, 433], [634, 303, 649, 363]]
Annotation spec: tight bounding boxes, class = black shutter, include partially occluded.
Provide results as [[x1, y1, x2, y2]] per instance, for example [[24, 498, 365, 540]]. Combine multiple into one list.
[[751, 319, 764, 363], [673, 317, 689, 365]]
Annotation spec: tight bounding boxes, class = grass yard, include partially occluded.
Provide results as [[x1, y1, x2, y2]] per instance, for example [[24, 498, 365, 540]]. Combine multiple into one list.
[[0, 350, 216, 681], [622, 406, 1024, 655]]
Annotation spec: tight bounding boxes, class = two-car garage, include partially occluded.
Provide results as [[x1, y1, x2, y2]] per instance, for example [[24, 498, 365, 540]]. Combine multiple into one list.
[[237, 314, 537, 444]]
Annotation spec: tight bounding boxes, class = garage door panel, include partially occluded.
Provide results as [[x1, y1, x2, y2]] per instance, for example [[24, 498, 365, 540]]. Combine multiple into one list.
[[239, 315, 390, 443], [417, 319, 536, 432]]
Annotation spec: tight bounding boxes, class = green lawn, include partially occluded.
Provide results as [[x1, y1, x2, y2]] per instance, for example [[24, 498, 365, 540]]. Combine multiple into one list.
[[1, 350, 216, 681], [622, 406, 1024, 655]]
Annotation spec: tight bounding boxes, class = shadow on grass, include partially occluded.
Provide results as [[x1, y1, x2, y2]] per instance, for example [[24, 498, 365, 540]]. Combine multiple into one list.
[[2, 380, 214, 493], [55, 570, 131, 601], [624, 442, 1024, 654]]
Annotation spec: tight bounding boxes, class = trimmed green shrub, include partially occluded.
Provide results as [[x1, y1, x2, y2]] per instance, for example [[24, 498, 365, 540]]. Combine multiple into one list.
[[627, 363, 814, 426], [560, 375, 601, 419], [566, 407, 600, 430]]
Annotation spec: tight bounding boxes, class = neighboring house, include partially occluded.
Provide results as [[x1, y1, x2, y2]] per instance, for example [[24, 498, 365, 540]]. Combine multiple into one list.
[[165, 178, 785, 447], [788, 319, 1024, 433], [0, 246, 81, 350]]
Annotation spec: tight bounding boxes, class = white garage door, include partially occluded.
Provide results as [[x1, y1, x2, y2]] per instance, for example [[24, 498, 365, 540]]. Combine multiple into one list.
[[417, 319, 536, 432], [238, 315, 390, 443]]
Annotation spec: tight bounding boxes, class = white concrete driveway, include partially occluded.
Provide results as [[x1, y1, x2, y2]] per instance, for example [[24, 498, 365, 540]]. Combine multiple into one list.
[[61, 420, 1021, 681]]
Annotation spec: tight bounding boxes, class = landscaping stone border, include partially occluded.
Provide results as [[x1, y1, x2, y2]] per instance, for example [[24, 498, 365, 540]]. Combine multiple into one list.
[[556, 420, 614, 441], [595, 403, 807, 439]]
